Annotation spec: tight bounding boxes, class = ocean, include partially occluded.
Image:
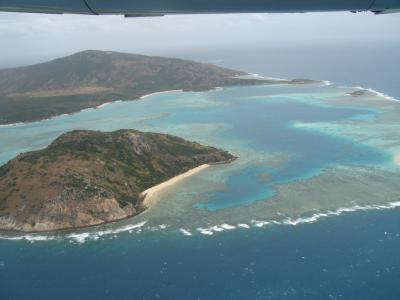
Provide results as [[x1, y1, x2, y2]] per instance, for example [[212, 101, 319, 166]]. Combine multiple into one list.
[[1, 44, 400, 300], [171, 41, 400, 100], [1, 210, 400, 300]]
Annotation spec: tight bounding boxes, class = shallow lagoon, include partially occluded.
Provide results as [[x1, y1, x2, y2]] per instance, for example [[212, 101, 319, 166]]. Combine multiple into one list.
[[1, 82, 400, 239]]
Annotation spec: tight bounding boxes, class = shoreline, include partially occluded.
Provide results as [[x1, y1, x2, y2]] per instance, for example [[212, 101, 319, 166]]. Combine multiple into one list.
[[1, 76, 399, 129], [140, 89, 182, 99], [0, 76, 320, 128], [141, 164, 210, 209], [0, 160, 234, 234], [349, 86, 399, 102], [2, 199, 400, 242], [0, 90, 184, 128]]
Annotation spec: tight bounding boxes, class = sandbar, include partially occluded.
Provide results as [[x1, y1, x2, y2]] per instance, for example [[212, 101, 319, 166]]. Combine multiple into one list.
[[141, 164, 210, 208]]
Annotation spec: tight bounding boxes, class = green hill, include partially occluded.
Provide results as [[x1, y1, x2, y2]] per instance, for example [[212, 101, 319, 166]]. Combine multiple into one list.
[[0, 129, 236, 232], [0, 50, 288, 124]]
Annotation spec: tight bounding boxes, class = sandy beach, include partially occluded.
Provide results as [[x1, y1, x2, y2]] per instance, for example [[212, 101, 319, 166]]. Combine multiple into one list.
[[141, 164, 209, 208], [395, 154, 400, 166], [140, 90, 182, 100]]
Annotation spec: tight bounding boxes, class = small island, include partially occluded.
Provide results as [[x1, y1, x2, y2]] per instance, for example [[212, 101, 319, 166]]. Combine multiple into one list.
[[347, 90, 366, 97], [0, 130, 236, 232]]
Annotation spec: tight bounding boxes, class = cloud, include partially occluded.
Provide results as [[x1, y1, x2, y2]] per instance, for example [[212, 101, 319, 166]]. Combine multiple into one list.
[[0, 11, 399, 68]]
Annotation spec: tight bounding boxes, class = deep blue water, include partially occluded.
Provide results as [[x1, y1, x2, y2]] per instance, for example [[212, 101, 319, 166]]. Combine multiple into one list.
[[1, 209, 399, 300], [174, 42, 400, 100]]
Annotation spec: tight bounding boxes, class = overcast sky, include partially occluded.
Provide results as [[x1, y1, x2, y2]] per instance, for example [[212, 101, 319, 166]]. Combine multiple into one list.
[[0, 11, 399, 68]]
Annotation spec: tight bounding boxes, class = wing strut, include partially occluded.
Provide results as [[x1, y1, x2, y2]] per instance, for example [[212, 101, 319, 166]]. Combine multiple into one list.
[[82, 0, 98, 15]]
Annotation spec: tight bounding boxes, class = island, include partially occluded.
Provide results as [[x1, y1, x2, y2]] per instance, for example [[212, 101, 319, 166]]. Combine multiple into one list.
[[0, 129, 236, 232], [0, 50, 319, 125], [347, 90, 366, 97]]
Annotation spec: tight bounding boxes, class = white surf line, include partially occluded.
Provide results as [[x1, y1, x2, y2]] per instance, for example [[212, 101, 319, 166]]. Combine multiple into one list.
[[197, 227, 214, 235], [66, 220, 148, 243], [237, 223, 251, 229], [70, 221, 148, 243], [220, 223, 236, 230], [210, 225, 224, 232], [364, 88, 399, 102], [192, 201, 400, 237], [322, 80, 333, 86], [347, 86, 399, 102], [280, 202, 400, 226], [2, 203, 400, 242], [179, 229, 193, 236], [251, 220, 270, 228], [95, 100, 123, 109], [0, 122, 26, 128], [0, 221, 148, 244], [0, 234, 59, 243], [67, 232, 91, 244], [196, 223, 238, 235], [148, 224, 170, 232], [246, 73, 289, 81], [248, 72, 333, 86], [139, 89, 183, 99]]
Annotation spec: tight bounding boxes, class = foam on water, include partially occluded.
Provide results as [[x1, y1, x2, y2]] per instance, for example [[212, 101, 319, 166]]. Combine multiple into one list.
[[220, 224, 236, 230], [194, 201, 400, 235], [95, 100, 123, 109], [280, 201, 400, 226], [237, 223, 251, 229], [197, 228, 214, 235], [251, 220, 271, 228], [67, 232, 91, 244], [1, 201, 400, 242], [246, 73, 288, 81], [322, 80, 333, 86], [0, 221, 148, 244], [179, 229, 192, 236], [351, 86, 399, 102], [0, 233, 58, 243], [0, 122, 25, 128]]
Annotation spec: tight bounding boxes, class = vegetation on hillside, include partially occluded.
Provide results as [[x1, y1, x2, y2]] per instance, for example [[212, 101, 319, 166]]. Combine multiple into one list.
[[0, 129, 236, 231], [0, 50, 291, 124]]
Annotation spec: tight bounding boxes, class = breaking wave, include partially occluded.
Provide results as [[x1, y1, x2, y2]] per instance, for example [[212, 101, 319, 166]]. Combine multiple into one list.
[[351, 86, 399, 102], [1, 202, 400, 243], [0, 221, 148, 244], [247, 73, 288, 81], [322, 80, 333, 86], [191, 201, 400, 236]]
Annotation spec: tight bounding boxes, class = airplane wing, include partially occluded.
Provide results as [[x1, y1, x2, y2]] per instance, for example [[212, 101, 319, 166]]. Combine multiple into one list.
[[0, 0, 399, 16]]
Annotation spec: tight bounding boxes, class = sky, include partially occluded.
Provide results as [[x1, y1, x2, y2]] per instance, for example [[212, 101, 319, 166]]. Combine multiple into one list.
[[0, 11, 400, 68]]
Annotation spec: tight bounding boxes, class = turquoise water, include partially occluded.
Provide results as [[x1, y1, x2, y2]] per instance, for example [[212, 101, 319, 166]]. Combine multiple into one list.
[[0, 84, 392, 213], [1, 82, 400, 299]]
